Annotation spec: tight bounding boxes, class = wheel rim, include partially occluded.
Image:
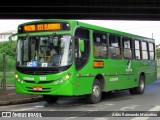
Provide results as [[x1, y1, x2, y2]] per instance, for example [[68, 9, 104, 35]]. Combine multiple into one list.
[[93, 85, 100, 98], [140, 80, 144, 91]]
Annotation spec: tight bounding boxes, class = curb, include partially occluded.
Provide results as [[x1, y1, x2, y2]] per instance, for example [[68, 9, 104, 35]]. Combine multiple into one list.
[[0, 96, 43, 106]]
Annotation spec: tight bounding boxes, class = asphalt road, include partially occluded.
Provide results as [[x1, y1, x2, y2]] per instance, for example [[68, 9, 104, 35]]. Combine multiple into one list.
[[0, 80, 160, 120]]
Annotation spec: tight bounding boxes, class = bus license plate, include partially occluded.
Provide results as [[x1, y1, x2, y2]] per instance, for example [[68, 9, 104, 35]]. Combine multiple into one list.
[[33, 86, 43, 91]]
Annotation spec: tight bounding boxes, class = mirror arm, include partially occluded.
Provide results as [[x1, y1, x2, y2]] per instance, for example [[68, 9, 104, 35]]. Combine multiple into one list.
[[9, 33, 17, 41]]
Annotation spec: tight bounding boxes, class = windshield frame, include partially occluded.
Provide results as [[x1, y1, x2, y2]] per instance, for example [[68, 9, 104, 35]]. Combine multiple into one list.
[[16, 34, 74, 73]]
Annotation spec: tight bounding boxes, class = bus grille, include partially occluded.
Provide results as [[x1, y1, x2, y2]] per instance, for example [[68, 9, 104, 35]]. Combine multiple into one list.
[[24, 80, 54, 84]]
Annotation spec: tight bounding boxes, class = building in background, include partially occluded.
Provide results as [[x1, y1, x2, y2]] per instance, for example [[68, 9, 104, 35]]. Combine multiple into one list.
[[0, 30, 17, 41]]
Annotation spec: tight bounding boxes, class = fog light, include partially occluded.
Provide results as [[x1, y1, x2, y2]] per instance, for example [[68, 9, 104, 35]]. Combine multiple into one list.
[[54, 81, 58, 85], [60, 79, 64, 83], [18, 79, 21, 82], [21, 81, 24, 84]]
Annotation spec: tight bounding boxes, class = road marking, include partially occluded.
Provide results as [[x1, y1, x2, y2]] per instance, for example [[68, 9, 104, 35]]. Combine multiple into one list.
[[120, 105, 139, 111], [131, 106, 160, 120], [65, 111, 92, 120], [94, 117, 109, 120], [87, 109, 98, 111], [0, 101, 44, 109], [10, 107, 36, 111], [104, 104, 114, 106], [49, 110, 56, 111], [34, 105, 44, 108], [148, 106, 160, 111]]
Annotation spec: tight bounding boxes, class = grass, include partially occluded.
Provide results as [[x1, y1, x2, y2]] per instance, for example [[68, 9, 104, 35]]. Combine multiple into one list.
[[0, 72, 15, 86]]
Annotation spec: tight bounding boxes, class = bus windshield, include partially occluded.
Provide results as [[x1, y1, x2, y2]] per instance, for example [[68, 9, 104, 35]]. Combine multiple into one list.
[[16, 35, 73, 68]]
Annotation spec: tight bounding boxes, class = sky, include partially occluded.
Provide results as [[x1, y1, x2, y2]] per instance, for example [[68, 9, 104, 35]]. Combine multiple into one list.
[[0, 19, 160, 45]]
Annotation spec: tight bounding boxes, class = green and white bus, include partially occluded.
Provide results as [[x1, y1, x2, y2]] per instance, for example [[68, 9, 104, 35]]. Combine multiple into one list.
[[11, 19, 157, 104]]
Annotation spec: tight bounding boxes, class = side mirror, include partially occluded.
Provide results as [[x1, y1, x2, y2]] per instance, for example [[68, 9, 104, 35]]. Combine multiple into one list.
[[9, 33, 17, 41], [79, 39, 84, 52]]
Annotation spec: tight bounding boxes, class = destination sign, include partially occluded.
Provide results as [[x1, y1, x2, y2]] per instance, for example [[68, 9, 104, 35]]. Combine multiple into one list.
[[24, 23, 61, 32], [18, 22, 70, 33]]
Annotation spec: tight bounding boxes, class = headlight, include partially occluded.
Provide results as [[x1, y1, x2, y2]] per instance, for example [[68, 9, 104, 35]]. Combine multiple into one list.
[[54, 73, 71, 85], [15, 74, 18, 79], [64, 73, 70, 80], [65, 74, 70, 80]]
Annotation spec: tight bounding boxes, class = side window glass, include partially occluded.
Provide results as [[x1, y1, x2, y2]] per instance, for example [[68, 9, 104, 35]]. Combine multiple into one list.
[[93, 32, 107, 58], [134, 40, 141, 59], [141, 41, 148, 60], [149, 43, 155, 60], [123, 38, 132, 59], [109, 35, 121, 59]]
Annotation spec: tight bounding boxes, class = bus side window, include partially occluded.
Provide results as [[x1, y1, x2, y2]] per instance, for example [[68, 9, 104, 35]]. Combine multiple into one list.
[[109, 35, 121, 59], [122, 38, 132, 59], [141, 41, 148, 60], [134, 40, 141, 60], [149, 43, 155, 60], [93, 32, 107, 58]]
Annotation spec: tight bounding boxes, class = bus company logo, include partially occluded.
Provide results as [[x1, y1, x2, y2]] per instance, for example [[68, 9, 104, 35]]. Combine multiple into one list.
[[126, 61, 133, 72], [126, 68, 133, 72]]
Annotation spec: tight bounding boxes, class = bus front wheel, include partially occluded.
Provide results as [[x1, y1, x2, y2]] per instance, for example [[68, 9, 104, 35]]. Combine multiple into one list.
[[87, 79, 102, 104], [129, 75, 145, 95], [43, 95, 59, 103]]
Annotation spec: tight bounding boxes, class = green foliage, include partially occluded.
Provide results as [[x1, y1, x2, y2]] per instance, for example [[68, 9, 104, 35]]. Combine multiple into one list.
[[156, 44, 160, 60], [0, 41, 16, 59], [0, 53, 16, 72], [0, 72, 15, 85], [0, 41, 16, 72], [156, 48, 160, 60]]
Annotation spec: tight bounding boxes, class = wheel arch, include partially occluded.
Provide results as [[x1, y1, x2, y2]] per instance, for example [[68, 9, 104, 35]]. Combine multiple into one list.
[[94, 74, 106, 92], [140, 72, 146, 83], [129, 72, 146, 95]]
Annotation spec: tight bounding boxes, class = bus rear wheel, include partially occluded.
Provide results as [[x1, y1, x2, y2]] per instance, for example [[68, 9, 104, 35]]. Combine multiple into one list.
[[43, 95, 59, 103], [87, 80, 102, 104], [129, 75, 145, 95]]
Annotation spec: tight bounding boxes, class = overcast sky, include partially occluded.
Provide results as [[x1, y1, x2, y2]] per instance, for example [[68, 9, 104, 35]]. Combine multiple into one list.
[[0, 19, 160, 45]]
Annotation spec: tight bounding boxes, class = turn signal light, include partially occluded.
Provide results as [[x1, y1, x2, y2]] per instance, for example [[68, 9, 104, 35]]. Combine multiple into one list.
[[93, 61, 104, 68]]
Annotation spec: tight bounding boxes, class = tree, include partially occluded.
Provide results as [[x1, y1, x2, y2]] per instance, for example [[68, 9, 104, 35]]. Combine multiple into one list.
[[0, 41, 16, 59], [156, 44, 160, 61], [0, 41, 16, 71]]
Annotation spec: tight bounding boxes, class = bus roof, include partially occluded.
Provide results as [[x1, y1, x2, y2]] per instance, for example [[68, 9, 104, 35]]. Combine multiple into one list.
[[77, 21, 155, 43], [19, 19, 155, 43]]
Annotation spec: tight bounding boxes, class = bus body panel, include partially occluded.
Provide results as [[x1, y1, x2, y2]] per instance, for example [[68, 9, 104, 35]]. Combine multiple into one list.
[[13, 19, 157, 100], [15, 66, 75, 96]]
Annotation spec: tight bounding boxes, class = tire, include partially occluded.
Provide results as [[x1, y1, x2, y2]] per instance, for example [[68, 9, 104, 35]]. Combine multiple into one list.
[[43, 95, 59, 103], [87, 80, 102, 104], [129, 75, 145, 95]]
